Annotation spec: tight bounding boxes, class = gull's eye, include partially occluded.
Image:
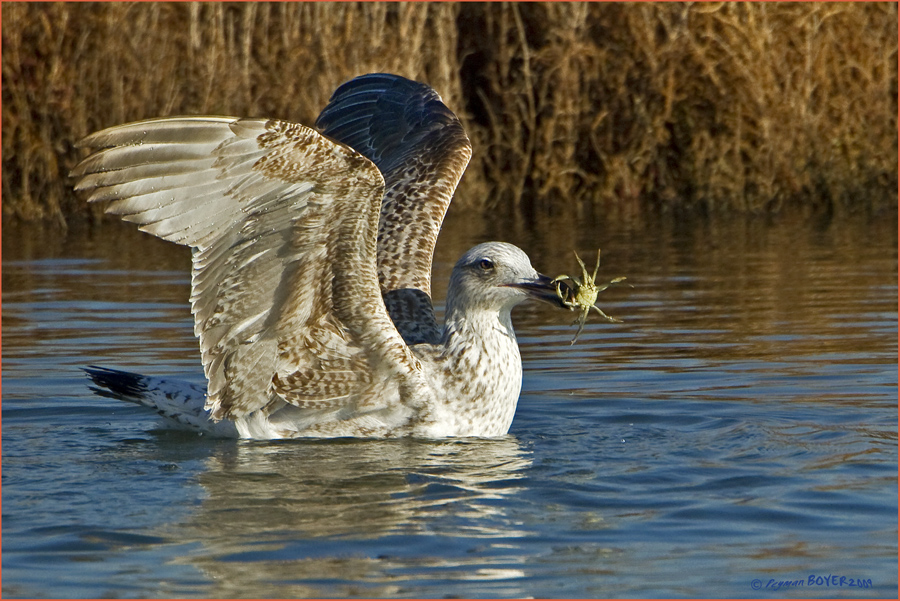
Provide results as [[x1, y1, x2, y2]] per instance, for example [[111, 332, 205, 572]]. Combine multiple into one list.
[[478, 258, 494, 271]]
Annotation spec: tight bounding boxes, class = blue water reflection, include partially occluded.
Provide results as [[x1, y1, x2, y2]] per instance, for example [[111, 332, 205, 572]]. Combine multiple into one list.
[[2, 210, 896, 597]]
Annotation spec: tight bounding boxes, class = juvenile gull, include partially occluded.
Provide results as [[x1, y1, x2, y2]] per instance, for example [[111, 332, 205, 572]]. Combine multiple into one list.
[[74, 73, 568, 439]]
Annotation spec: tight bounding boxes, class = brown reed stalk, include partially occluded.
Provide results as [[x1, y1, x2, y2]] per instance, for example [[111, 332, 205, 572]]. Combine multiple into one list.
[[2, 2, 895, 225]]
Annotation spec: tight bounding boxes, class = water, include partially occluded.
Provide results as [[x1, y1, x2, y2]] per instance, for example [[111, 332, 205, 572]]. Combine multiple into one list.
[[3, 207, 897, 598]]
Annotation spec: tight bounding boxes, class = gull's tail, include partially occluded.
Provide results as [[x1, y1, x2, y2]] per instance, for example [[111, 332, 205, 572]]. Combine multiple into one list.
[[83, 366, 237, 437]]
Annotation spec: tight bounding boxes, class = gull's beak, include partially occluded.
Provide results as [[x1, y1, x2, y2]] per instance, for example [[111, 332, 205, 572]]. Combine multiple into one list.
[[507, 273, 571, 309]]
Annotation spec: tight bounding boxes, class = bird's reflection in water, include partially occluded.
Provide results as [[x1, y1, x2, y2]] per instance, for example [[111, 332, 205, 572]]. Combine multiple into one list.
[[170, 436, 534, 597]]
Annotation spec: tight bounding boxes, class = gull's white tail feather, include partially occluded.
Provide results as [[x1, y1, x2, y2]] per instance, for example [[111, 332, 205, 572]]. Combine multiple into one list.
[[83, 367, 238, 437]]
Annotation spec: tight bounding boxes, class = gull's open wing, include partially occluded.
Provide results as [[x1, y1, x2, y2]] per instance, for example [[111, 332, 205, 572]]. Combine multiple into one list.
[[316, 73, 473, 344], [72, 117, 429, 421]]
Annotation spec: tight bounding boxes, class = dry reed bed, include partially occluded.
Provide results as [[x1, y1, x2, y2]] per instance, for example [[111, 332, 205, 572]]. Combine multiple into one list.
[[2, 2, 896, 225]]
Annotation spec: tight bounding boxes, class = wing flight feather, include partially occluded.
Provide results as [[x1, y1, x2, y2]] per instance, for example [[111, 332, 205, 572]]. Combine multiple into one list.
[[73, 116, 429, 421], [316, 73, 473, 344]]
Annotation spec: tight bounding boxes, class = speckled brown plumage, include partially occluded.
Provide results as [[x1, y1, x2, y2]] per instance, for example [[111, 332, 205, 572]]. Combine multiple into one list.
[[316, 74, 472, 344], [73, 74, 564, 439]]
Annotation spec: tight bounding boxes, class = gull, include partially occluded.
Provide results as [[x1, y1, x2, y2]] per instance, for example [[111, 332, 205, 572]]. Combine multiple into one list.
[[73, 73, 568, 439]]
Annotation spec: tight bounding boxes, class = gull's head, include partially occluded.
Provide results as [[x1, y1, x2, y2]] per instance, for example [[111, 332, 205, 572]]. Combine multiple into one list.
[[446, 242, 566, 316]]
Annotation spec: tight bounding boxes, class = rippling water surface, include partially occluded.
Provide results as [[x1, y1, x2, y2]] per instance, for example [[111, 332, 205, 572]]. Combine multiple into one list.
[[3, 207, 897, 598]]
